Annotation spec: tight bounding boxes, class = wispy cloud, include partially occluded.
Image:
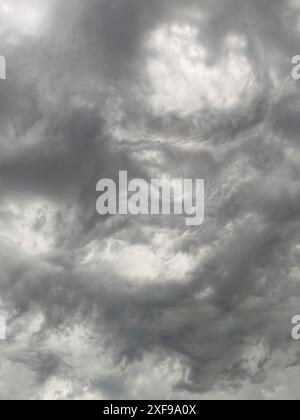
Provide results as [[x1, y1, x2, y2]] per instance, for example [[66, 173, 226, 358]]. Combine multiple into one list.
[[1, 0, 300, 400]]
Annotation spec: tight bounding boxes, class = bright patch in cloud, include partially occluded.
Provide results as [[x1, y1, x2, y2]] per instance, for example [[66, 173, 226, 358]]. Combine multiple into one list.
[[146, 24, 254, 115], [82, 231, 200, 284], [0, 199, 56, 256], [0, 0, 48, 40]]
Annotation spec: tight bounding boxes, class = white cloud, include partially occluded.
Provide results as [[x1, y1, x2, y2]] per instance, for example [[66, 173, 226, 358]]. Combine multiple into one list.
[[0, 0, 50, 42], [146, 24, 254, 115], [81, 231, 200, 284]]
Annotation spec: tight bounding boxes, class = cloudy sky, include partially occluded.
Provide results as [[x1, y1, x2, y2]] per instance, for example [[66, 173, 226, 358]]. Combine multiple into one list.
[[1, 0, 300, 400]]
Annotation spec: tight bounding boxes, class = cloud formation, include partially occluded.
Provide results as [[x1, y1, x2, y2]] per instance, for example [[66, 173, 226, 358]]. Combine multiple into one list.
[[1, 0, 300, 400]]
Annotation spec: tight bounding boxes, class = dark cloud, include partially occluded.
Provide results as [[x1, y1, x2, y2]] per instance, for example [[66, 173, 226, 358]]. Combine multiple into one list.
[[0, 0, 300, 400]]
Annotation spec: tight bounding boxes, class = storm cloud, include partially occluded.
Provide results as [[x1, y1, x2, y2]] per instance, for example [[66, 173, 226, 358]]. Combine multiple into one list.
[[1, 0, 300, 400]]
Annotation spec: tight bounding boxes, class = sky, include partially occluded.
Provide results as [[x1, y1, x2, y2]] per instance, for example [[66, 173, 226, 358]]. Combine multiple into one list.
[[1, 0, 300, 400]]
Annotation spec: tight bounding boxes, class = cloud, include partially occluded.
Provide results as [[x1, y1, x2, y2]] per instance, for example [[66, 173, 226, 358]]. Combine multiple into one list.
[[1, 0, 300, 400]]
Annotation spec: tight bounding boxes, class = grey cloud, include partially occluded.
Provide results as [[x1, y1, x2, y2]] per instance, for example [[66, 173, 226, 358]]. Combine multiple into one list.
[[0, 0, 300, 400]]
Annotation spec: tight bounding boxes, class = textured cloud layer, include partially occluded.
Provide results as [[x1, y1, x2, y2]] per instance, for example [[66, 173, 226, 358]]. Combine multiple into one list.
[[1, 0, 300, 400]]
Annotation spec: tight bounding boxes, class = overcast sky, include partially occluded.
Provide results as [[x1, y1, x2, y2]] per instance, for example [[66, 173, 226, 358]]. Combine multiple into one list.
[[1, 0, 300, 400]]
